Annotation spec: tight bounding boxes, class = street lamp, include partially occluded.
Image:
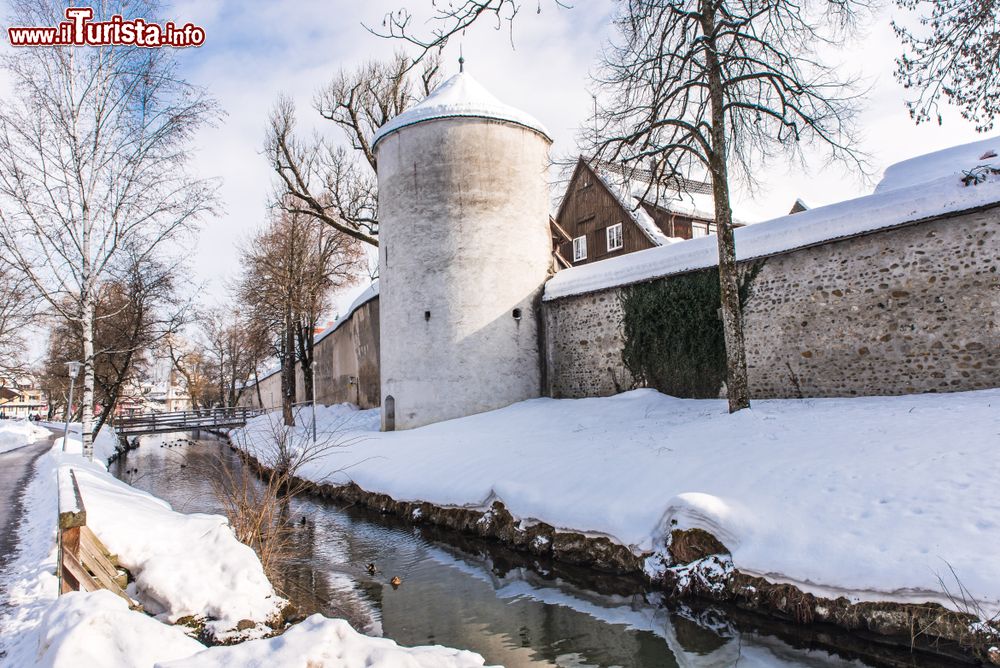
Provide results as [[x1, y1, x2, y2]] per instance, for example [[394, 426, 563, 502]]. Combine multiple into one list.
[[63, 361, 81, 453], [311, 366, 317, 444]]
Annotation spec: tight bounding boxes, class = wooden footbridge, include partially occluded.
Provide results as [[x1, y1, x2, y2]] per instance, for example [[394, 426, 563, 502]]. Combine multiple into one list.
[[115, 407, 263, 441]]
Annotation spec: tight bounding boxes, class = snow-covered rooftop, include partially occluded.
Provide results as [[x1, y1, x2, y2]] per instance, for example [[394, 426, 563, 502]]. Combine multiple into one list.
[[590, 165, 676, 246], [372, 72, 551, 149], [546, 135, 1000, 301], [586, 161, 745, 246], [876, 135, 1000, 193]]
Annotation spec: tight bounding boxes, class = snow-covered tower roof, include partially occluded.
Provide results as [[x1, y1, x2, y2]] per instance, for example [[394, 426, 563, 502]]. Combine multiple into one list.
[[372, 71, 552, 149]]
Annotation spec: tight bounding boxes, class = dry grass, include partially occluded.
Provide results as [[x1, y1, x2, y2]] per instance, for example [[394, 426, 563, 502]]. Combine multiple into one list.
[[212, 407, 364, 581]]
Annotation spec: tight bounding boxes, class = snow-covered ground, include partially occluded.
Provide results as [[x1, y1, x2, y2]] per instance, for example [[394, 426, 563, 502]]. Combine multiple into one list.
[[160, 615, 493, 668], [35, 421, 120, 463], [233, 389, 1000, 617], [0, 429, 492, 667], [0, 419, 49, 454]]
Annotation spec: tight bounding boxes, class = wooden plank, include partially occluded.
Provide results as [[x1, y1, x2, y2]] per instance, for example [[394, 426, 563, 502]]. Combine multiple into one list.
[[79, 527, 122, 590], [62, 549, 101, 593]]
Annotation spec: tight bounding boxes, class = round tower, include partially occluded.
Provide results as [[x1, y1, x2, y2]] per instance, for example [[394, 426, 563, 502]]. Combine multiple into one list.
[[372, 71, 553, 430]]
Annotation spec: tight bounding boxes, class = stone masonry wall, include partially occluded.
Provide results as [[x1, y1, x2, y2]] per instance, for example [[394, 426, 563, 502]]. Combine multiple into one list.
[[544, 206, 1000, 399], [543, 291, 633, 398]]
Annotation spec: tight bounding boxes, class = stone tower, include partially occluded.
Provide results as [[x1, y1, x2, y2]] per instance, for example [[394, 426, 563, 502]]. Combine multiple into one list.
[[372, 71, 553, 430]]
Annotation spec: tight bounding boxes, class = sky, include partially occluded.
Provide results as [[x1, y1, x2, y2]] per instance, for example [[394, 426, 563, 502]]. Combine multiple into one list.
[[3, 0, 992, 322]]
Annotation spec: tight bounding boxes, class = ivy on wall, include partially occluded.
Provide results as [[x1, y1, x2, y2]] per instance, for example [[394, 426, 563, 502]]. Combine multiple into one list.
[[620, 262, 763, 398]]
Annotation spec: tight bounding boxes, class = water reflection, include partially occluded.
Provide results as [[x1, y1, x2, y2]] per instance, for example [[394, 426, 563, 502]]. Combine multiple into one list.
[[113, 436, 928, 668]]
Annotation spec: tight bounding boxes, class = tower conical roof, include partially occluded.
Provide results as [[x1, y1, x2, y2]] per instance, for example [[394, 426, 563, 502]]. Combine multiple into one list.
[[372, 72, 551, 148]]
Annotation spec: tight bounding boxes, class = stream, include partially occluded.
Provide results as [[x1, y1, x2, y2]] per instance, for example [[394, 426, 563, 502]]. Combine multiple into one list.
[[111, 434, 961, 668]]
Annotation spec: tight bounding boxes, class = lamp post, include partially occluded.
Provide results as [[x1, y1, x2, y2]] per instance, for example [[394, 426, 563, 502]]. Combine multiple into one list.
[[63, 361, 82, 452], [311, 364, 317, 444]]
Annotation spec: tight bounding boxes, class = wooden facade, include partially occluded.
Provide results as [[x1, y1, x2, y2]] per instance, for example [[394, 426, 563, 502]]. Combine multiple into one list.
[[552, 158, 723, 268]]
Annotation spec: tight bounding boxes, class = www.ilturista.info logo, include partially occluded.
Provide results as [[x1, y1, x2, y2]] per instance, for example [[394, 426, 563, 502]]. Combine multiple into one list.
[[8, 7, 205, 48]]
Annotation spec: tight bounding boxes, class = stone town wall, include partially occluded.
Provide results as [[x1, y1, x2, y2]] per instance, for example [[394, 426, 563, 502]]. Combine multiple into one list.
[[239, 297, 381, 410], [544, 206, 1000, 399]]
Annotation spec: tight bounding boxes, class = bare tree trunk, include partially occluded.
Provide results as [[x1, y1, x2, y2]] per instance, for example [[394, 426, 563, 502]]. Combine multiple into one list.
[[281, 306, 295, 426], [254, 367, 264, 410], [296, 318, 315, 403], [81, 294, 96, 458], [702, 2, 750, 413]]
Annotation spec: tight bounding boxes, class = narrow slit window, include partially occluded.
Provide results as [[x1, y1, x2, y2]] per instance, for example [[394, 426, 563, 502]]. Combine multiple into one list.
[[572, 235, 587, 262], [606, 223, 623, 251]]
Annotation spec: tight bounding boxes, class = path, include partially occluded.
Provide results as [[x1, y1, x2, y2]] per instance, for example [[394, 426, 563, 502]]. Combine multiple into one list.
[[0, 430, 56, 567]]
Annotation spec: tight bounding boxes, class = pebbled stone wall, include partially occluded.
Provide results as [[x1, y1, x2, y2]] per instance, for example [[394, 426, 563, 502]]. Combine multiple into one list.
[[543, 291, 632, 398], [544, 206, 1000, 399]]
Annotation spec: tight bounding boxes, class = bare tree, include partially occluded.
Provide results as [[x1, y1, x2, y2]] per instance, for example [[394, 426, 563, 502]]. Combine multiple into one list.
[[894, 0, 1000, 132], [0, 265, 37, 375], [371, 1, 568, 63], [237, 210, 363, 424], [589, 0, 865, 413], [201, 306, 270, 409], [166, 334, 213, 410], [42, 252, 183, 433], [264, 52, 441, 246], [0, 0, 218, 457]]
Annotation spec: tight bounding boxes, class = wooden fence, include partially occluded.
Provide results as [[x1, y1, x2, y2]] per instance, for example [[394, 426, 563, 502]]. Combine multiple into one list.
[[57, 468, 135, 605]]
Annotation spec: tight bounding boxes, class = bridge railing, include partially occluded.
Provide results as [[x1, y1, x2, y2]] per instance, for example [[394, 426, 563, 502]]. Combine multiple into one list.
[[115, 406, 264, 435]]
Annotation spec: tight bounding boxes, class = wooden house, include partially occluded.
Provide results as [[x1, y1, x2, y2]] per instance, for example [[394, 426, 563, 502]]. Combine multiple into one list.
[[551, 157, 742, 268]]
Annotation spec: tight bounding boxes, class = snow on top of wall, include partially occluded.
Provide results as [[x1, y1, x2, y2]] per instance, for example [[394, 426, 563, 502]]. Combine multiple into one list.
[[545, 143, 1000, 301], [372, 72, 551, 149], [162, 615, 490, 668], [876, 135, 1000, 193], [74, 464, 285, 632], [314, 280, 380, 346]]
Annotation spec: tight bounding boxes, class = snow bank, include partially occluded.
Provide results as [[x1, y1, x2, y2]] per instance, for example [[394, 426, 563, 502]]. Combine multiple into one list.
[[161, 614, 492, 668], [35, 590, 203, 668], [234, 390, 1000, 616], [0, 419, 49, 454], [545, 136, 1000, 300], [47, 422, 120, 463], [71, 466, 285, 632]]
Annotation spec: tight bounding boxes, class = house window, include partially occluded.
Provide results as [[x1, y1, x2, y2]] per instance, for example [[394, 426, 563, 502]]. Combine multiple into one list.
[[708, 223, 717, 235], [572, 235, 587, 262], [606, 223, 623, 251], [579, 171, 592, 190], [691, 223, 709, 238]]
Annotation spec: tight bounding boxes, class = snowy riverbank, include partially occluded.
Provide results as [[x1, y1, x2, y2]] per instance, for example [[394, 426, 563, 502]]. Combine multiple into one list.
[[232, 389, 1000, 619], [0, 430, 492, 667]]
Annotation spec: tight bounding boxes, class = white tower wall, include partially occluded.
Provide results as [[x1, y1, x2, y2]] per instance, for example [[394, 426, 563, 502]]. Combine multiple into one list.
[[376, 117, 552, 429]]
